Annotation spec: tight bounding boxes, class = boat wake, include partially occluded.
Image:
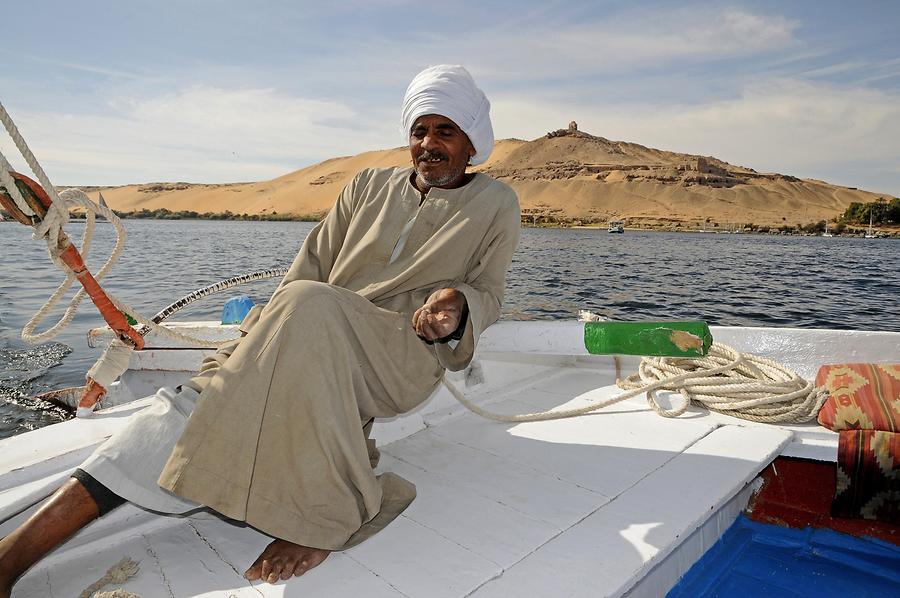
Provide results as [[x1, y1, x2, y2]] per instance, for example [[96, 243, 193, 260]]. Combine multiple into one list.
[[0, 342, 73, 436]]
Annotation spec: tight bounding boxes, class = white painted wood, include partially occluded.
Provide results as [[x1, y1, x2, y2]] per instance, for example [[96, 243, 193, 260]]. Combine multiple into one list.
[[346, 515, 501, 598], [378, 453, 560, 568], [384, 431, 606, 529], [621, 479, 761, 598], [0, 398, 151, 477], [468, 425, 792, 598], [89, 322, 240, 348], [429, 392, 719, 497], [132, 522, 262, 597], [187, 516, 405, 598], [17, 528, 170, 598], [708, 326, 900, 380]]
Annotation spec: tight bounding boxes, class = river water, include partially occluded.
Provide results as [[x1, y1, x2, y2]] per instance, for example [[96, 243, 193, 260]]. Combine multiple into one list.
[[1, 220, 897, 438]]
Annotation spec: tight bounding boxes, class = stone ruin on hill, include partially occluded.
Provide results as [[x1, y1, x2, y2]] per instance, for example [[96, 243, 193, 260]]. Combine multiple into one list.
[[545, 121, 603, 140], [486, 124, 796, 189]]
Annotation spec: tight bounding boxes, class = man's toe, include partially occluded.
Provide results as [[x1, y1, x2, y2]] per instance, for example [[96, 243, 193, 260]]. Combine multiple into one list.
[[281, 560, 298, 580], [261, 558, 275, 581], [244, 559, 262, 580], [293, 558, 310, 577], [267, 560, 284, 583]]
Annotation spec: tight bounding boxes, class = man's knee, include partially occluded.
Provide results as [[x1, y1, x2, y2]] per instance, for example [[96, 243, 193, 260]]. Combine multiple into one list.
[[273, 280, 336, 308], [266, 281, 353, 329]]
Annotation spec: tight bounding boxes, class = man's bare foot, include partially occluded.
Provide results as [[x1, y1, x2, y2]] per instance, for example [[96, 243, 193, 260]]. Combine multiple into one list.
[[244, 539, 330, 584]]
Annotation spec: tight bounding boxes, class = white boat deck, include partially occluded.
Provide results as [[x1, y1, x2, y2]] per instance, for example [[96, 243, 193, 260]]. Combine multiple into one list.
[[8, 370, 790, 597], [4, 322, 897, 597]]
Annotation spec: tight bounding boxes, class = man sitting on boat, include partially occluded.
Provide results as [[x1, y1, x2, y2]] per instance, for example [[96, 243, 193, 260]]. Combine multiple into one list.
[[0, 64, 520, 594]]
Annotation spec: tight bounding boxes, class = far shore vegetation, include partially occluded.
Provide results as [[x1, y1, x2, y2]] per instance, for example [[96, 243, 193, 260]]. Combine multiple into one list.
[[100, 208, 322, 221], [520, 198, 899, 237], [1, 198, 897, 237]]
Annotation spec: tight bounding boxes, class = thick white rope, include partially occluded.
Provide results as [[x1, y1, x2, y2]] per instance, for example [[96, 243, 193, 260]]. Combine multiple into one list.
[[0, 150, 34, 218], [443, 342, 828, 425], [0, 101, 68, 249], [1, 102, 245, 348]]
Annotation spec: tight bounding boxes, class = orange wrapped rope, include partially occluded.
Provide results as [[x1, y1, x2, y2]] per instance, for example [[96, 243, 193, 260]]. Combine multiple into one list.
[[1, 172, 145, 412], [0, 172, 144, 350]]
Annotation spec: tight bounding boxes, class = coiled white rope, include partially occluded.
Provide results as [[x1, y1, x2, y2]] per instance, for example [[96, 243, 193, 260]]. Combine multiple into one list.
[[20, 188, 125, 343], [1, 101, 260, 349], [442, 342, 828, 425]]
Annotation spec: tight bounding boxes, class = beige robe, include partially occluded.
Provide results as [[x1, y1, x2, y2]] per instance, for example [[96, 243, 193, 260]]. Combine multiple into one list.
[[157, 167, 520, 550]]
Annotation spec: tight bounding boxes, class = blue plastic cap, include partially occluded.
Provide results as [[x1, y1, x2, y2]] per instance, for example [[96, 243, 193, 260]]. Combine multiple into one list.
[[221, 295, 255, 324]]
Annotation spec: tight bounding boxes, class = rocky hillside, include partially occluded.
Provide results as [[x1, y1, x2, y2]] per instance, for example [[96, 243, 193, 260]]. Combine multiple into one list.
[[71, 124, 890, 228]]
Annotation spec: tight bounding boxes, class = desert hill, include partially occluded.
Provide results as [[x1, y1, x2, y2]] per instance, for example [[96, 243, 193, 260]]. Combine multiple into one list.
[[74, 125, 888, 228]]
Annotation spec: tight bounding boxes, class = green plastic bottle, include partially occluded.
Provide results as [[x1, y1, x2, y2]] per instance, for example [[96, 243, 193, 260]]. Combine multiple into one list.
[[583, 321, 712, 357]]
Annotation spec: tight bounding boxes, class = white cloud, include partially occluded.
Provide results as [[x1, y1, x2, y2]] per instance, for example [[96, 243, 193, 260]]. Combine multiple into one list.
[[454, 8, 798, 80], [0, 86, 395, 185], [323, 6, 798, 87]]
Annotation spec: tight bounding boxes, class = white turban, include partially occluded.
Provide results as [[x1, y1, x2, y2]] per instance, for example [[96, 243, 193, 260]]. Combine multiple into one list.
[[400, 65, 494, 166]]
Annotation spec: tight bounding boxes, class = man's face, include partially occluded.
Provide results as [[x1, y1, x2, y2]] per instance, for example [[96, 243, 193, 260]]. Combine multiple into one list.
[[409, 114, 475, 189]]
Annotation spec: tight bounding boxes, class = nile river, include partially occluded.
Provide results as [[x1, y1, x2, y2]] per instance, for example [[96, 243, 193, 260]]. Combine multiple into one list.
[[1, 220, 898, 438]]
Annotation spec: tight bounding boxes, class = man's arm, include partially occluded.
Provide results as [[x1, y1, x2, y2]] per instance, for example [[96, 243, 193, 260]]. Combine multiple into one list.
[[429, 195, 520, 371]]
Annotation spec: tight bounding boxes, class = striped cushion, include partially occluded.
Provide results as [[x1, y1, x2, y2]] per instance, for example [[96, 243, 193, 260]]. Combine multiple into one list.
[[833, 430, 900, 522], [816, 363, 900, 432]]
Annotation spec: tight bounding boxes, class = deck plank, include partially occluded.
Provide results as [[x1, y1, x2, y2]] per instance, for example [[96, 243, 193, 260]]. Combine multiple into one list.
[[347, 515, 501, 598], [382, 432, 605, 530], [378, 453, 560, 568], [430, 391, 719, 497], [18, 533, 168, 598], [140, 521, 263, 597], [469, 425, 792, 598]]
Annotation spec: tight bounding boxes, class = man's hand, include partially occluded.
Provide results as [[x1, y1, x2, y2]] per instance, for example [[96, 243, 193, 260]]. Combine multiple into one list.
[[412, 288, 467, 342]]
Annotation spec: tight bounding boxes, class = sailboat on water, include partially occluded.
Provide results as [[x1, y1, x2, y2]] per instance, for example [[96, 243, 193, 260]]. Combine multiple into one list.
[[97, 191, 109, 220], [864, 210, 877, 238]]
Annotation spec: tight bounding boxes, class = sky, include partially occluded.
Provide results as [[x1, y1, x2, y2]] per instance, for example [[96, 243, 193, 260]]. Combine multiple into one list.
[[1, 0, 898, 195]]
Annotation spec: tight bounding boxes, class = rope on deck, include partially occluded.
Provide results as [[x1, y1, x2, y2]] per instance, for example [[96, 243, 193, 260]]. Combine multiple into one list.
[[77, 556, 140, 598], [442, 342, 828, 424]]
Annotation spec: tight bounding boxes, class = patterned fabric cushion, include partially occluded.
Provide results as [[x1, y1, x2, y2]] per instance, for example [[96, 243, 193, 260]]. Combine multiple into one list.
[[832, 430, 900, 523], [816, 363, 900, 432]]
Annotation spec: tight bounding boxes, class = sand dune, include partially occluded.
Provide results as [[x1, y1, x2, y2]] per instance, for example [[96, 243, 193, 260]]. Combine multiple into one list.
[[74, 128, 888, 227]]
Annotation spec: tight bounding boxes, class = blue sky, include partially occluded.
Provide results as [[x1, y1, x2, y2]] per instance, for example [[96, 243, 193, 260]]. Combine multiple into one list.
[[1, 0, 898, 194]]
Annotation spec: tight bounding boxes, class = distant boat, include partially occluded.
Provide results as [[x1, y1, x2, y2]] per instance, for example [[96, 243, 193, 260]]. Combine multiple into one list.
[[607, 220, 624, 233], [865, 211, 876, 238], [97, 191, 109, 220], [822, 222, 833, 237]]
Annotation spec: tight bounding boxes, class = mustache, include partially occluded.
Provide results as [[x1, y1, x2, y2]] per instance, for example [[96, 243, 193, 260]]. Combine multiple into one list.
[[418, 151, 448, 162]]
